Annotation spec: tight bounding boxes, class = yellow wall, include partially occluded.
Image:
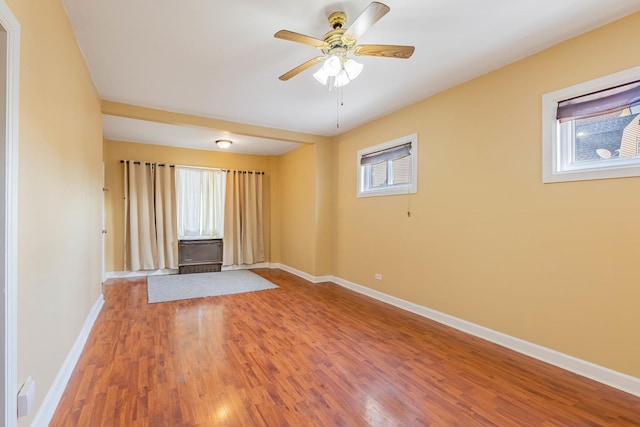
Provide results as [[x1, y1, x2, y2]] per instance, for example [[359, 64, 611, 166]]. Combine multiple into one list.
[[6, 0, 104, 425], [333, 12, 640, 378], [103, 139, 278, 271], [278, 144, 318, 275], [313, 140, 337, 276], [267, 155, 281, 264], [275, 140, 336, 277]]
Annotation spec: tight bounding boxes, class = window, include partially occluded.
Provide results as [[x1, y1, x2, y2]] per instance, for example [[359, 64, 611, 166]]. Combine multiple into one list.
[[542, 66, 640, 183], [175, 166, 226, 239], [357, 133, 418, 197]]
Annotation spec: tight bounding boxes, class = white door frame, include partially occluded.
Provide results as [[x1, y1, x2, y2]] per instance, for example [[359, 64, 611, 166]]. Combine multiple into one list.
[[0, 1, 19, 426], [102, 162, 106, 282]]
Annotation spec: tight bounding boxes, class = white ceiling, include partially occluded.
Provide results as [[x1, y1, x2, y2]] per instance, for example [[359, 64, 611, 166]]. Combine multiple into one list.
[[63, 0, 640, 155]]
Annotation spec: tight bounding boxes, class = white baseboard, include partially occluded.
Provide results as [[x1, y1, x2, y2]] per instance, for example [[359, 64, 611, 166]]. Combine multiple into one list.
[[269, 263, 333, 284], [105, 263, 274, 280], [223, 262, 271, 271], [276, 264, 640, 397], [31, 294, 105, 426], [105, 269, 178, 279]]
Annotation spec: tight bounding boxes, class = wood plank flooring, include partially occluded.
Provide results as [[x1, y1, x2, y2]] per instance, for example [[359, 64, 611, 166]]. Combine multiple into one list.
[[50, 269, 640, 426]]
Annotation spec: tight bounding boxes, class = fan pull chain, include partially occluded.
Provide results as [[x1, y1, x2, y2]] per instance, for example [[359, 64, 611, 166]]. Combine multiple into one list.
[[336, 87, 340, 128], [336, 87, 344, 128]]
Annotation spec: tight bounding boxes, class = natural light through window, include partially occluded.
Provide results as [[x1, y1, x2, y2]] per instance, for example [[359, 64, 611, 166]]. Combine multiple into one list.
[[175, 166, 226, 239], [542, 66, 640, 183], [357, 133, 418, 197]]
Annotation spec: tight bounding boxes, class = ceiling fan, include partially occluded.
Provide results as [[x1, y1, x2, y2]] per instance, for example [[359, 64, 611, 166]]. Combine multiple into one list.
[[274, 1, 415, 87]]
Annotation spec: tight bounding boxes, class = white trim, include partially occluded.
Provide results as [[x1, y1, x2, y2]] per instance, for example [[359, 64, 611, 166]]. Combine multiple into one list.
[[31, 295, 104, 427], [104, 263, 273, 280], [0, 2, 18, 426], [105, 269, 178, 279], [276, 264, 640, 397], [269, 263, 332, 284], [101, 162, 106, 283], [542, 66, 640, 183], [222, 262, 271, 271]]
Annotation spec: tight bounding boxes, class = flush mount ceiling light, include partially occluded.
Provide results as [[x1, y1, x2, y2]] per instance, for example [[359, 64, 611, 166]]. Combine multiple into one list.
[[215, 139, 232, 149], [274, 2, 414, 86]]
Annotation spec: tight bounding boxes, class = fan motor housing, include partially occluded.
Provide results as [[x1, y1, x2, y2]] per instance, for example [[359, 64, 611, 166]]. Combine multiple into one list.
[[328, 11, 346, 29], [322, 29, 352, 54], [323, 11, 356, 54]]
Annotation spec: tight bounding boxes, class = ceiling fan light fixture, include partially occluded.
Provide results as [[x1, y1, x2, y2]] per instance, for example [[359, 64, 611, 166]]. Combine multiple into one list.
[[314, 55, 363, 88], [323, 55, 342, 77], [313, 67, 330, 85], [215, 139, 232, 149], [334, 70, 352, 88], [343, 58, 363, 80]]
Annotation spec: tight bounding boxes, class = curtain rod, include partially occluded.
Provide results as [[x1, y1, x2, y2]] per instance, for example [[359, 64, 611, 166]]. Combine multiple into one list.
[[120, 160, 265, 174], [120, 160, 174, 167], [173, 164, 265, 174], [173, 164, 225, 172], [225, 170, 265, 175]]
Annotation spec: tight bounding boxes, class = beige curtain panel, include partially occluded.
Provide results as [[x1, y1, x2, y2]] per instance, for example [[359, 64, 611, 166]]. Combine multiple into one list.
[[223, 170, 265, 266], [123, 161, 178, 271]]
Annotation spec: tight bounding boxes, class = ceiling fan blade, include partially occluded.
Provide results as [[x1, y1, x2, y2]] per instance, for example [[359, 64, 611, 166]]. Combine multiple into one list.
[[274, 30, 325, 48], [279, 56, 325, 81], [343, 2, 390, 42], [354, 44, 415, 59]]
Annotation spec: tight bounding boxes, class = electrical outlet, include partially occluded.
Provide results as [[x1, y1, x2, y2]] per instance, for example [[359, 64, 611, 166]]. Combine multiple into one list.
[[375, 273, 382, 280]]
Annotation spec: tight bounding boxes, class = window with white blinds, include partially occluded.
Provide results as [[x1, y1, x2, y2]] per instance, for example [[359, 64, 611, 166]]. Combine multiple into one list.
[[357, 134, 418, 197]]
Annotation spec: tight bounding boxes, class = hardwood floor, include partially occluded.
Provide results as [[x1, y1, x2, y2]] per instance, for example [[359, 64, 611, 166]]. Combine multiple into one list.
[[50, 269, 640, 426]]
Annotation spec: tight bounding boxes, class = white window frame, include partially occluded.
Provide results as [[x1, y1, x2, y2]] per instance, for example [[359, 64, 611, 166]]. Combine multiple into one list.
[[357, 133, 418, 197], [542, 65, 640, 183]]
